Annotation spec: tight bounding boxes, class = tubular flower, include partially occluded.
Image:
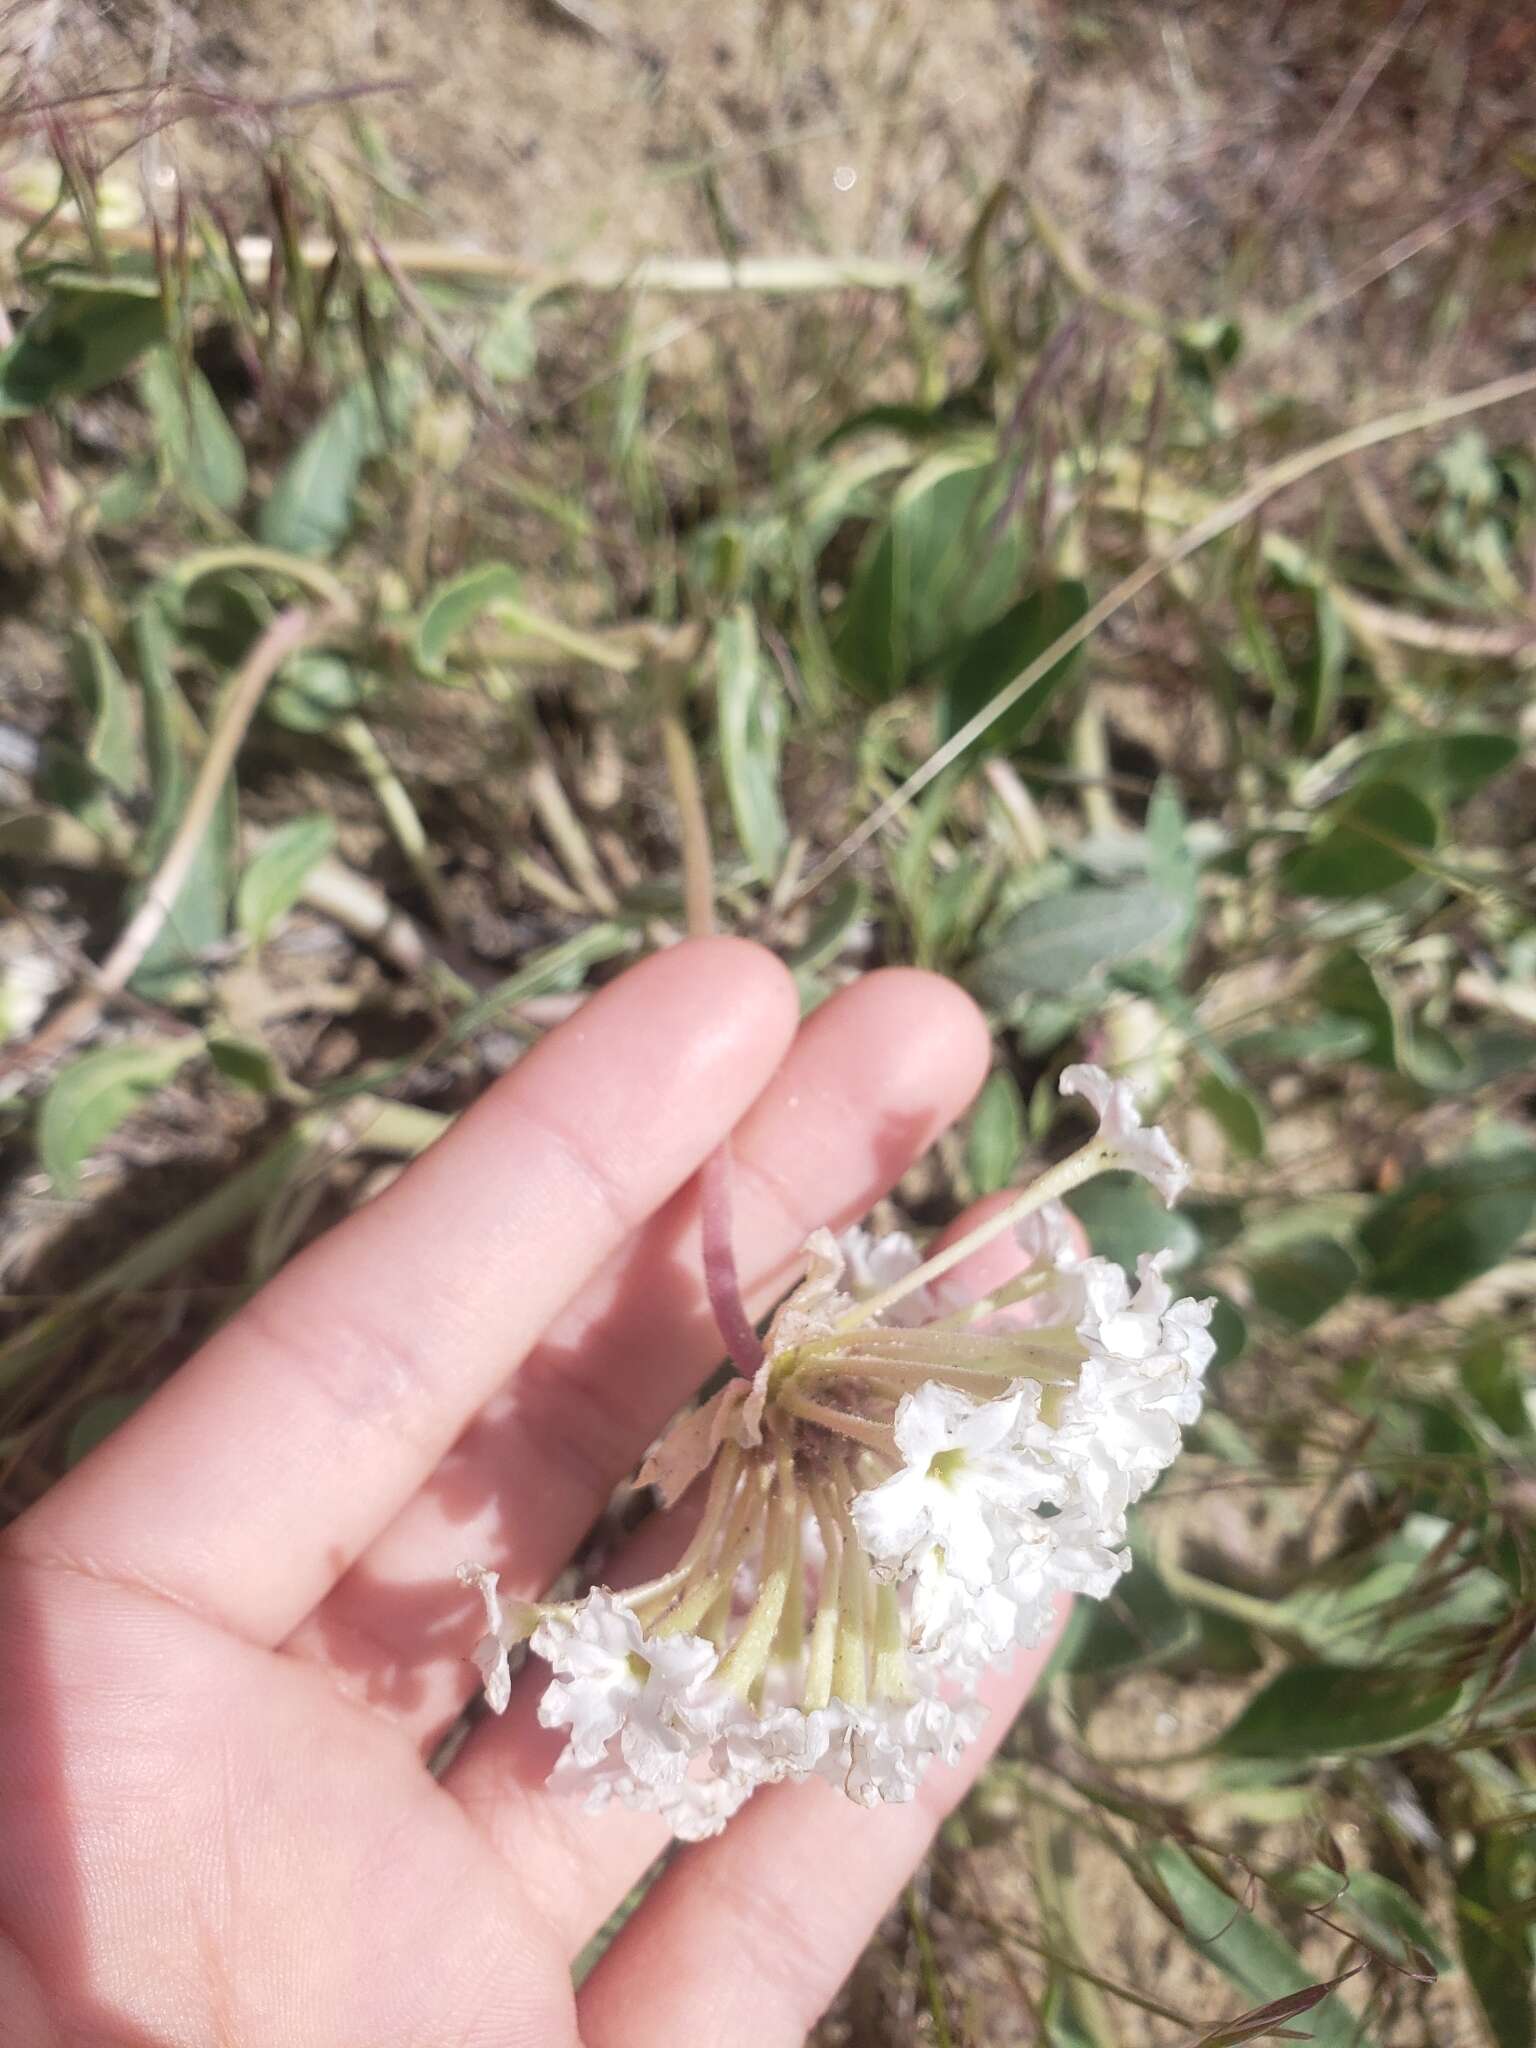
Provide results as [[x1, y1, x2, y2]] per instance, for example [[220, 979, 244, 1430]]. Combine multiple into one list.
[[460, 1063, 1211, 1838]]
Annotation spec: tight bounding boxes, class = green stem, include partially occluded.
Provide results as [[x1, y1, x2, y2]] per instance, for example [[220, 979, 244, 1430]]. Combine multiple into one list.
[[496, 601, 640, 673], [714, 1448, 797, 1694], [802, 1487, 844, 1712], [169, 545, 350, 610], [832, 1514, 870, 1708], [837, 1142, 1111, 1329], [334, 714, 456, 933]]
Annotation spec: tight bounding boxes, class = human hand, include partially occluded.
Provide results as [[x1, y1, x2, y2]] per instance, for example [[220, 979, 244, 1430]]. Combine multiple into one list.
[[0, 940, 1070, 2047]]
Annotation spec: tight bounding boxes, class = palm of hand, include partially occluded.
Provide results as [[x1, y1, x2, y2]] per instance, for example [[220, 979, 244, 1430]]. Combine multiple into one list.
[[1, 1558, 562, 2046], [0, 944, 1064, 2047]]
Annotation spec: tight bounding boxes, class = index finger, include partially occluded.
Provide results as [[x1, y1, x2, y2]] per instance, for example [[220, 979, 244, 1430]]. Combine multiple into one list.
[[8, 939, 799, 1644]]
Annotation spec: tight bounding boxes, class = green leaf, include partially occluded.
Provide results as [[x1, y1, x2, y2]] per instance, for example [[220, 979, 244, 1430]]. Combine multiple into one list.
[[266, 652, 363, 735], [936, 579, 1089, 755], [967, 1069, 1025, 1195], [69, 625, 140, 797], [127, 604, 237, 996], [1146, 1845, 1366, 2048], [1358, 731, 1518, 805], [969, 881, 1185, 1011], [1357, 1149, 1536, 1302], [1207, 1292, 1249, 1370], [830, 456, 1027, 699], [1293, 587, 1345, 749], [476, 296, 539, 382], [236, 814, 336, 942], [714, 606, 788, 883], [258, 383, 386, 556], [1271, 1539, 1507, 1666], [1457, 1838, 1535, 2048], [0, 275, 165, 416], [1280, 779, 1439, 898], [1314, 948, 1402, 1069], [787, 877, 870, 982], [206, 1037, 283, 1093], [1067, 1171, 1202, 1272], [1276, 1865, 1454, 1975], [1196, 1071, 1266, 1162], [1460, 1328, 1532, 1440], [133, 602, 191, 845], [138, 348, 247, 512], [413, 563, 522, 675], [1210, 1664, 1467, 1759], [37, 1034, 204, 1194], [1228, 1013, 1375, 1065], [1247, 1236, 1359, 1328]]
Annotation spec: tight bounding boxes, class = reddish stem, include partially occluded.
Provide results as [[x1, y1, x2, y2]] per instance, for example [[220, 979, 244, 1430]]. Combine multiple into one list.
[[700, 1145, 764, 1378]]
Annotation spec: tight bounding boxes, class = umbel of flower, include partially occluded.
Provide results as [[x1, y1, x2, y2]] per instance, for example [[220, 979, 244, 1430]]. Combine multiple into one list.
[[459, 1063, 1213, 1840]]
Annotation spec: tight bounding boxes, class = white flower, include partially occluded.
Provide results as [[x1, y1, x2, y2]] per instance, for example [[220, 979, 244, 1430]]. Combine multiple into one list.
[[1014, 1200, 1084, 1272], [819, 1691, 987, 1806], [851, 1381, 1055, 1588], [909, 1550, 1021, 1676], [1060, 1063, 1190, 1207], [553, 1748, 752, 1840], [838, 1225, 936, 1326], [718, 1699, 835, 1786], [1048, 1253, 1215, 1510], [533, 1589, 719, 1785], [456, 1562, 537, 1715], [999, 1505, 1125, 1619]]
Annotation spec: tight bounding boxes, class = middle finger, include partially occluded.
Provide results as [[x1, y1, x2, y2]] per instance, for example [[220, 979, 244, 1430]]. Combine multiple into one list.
[[283, 970, 990, 1751]]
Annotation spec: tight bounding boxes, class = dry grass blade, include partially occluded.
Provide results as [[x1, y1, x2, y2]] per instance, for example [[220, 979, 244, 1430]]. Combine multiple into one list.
[[799, 364, 1536, 894]]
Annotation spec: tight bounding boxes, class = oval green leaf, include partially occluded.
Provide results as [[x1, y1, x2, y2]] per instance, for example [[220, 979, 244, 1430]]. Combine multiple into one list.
[[258, 383, 385, 557], [413, 563, 523, 676], [237, 814, 336, 943], [830, 457, 1027, 700], [138, 348, 247, 512], [1357, 1148, 1536, 1302], [966, 1069, 1025, 1195], [69, 624, 140, 797], [1357, 731, 1518, 805], [1280, 779, 1439, 899], [969, 880, 1185, 1011], [1247, 1235, 1359, 1328], [1211, 1663, 1467, 1759], [936, 578, 1090, 756], [38, 1034, 204, 1195], [0, 278, 166, 416]]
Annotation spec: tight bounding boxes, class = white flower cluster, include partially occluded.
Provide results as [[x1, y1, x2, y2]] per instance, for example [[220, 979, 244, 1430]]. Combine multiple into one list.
[[461, 1064, 1213, 1839]]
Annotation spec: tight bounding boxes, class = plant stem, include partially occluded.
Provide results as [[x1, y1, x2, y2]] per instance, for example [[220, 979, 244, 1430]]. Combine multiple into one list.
[[714, 1448, 797, 1693], [780, 1391, 897, 1454], [0, 606, 323, 1086], [658, 674, 767, 1377], [802, 1488, 844, 1712], [837, 1142, 1110, 1329]]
